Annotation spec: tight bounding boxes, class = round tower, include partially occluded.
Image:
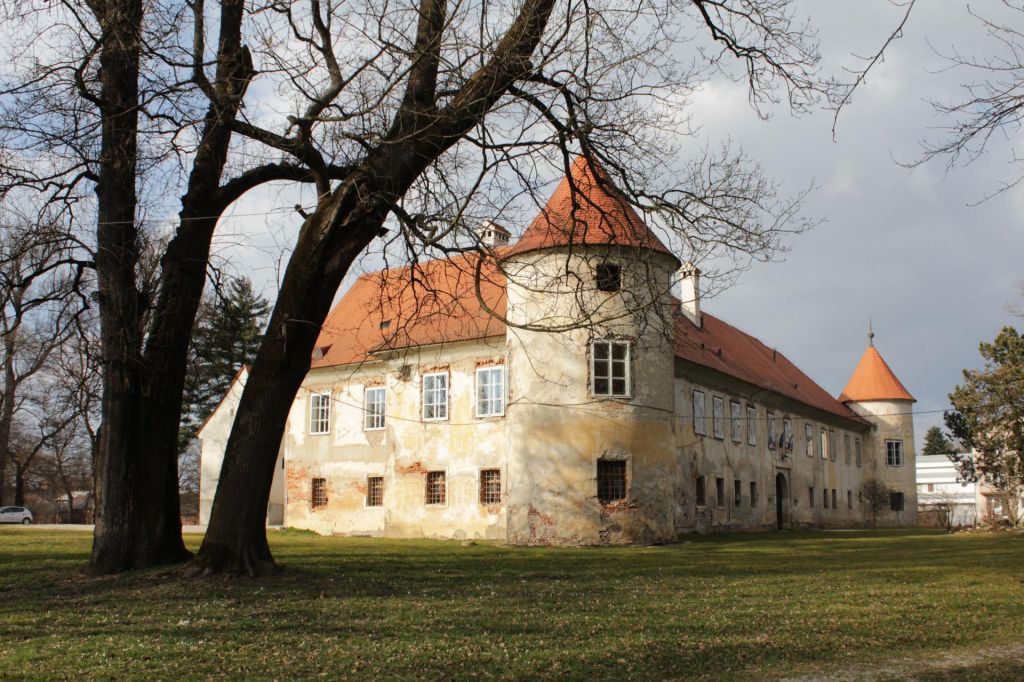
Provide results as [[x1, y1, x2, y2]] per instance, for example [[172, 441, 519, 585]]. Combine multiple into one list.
[[839, 323, 917, 525], [501, 155, 681, 545]]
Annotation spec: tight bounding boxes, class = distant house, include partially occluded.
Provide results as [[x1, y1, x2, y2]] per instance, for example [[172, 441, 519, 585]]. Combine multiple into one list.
[[55, 491, 94, 525], [200, 156, 918, 543], [916, 454, 977, 527]]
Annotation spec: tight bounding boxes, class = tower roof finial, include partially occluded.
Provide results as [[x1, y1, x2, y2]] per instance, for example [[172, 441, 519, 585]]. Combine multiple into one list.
[[868, 317, 874, 347]]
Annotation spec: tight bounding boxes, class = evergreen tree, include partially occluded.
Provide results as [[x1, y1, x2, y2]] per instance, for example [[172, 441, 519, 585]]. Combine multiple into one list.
[[922, 425, 953, 456], [180, 278, 270, 454]]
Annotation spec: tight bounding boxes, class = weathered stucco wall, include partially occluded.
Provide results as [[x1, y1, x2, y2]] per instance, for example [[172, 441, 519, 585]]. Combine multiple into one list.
[[284, 339, 508, 540], [847, 399, 919, 526]]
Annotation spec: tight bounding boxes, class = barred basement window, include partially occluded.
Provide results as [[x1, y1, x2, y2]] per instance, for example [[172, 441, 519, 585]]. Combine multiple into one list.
[[426, 471, 446, 505], [311, 478, 328, 509], [730, 400, 742, 443], [480, 469, 501, 505], [366, 476, 384, 507], [592, 341, 630, 397], [750, 481, 758, 506], [716, 477, 725, 507], [890, 491, 905, 512], [734, 479, 742, 506], [597, 459, 627, 503], [695, 475, 706, 506], [595, 262, 621, 292]]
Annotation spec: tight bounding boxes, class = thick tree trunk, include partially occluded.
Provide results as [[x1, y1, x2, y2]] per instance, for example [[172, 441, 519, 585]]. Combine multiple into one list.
[[13, 462, 24, 507], [0, 333, 18, 506], [189, 181, 384, 576]]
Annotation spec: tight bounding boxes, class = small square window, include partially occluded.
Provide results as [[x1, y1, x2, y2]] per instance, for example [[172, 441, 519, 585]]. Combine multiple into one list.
[[712, 397, 725, 440], [309, 393, 331, 434], [597, 459, 627, 503], [426, 471, 446, 505], [595, 262, 622, 292], [364, 387, 386, 430], [311, 477, 328, 509], [367, 476, 384, 507], [480, 469, 502, 505], [693, 390, 706, 436], [716, 477, 725, 507], [695, 475, 706, 506], [746, 405, 757, 445], [890, 491, 905, 512], [592, 341, 630, 397]]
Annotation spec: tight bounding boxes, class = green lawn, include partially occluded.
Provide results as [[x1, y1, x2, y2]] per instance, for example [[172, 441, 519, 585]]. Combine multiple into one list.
[[0, 529, 1021, 680]]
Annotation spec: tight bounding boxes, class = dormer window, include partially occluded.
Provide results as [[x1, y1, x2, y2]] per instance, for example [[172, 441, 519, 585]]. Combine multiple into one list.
[[595, 262, 621, 292]]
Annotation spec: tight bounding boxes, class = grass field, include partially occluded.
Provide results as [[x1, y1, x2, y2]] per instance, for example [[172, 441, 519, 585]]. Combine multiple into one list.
[[0, 528, 1022, 680]]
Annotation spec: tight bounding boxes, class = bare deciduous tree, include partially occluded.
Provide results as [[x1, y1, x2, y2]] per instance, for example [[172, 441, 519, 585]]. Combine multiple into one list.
[[861, 478, 890, 529]]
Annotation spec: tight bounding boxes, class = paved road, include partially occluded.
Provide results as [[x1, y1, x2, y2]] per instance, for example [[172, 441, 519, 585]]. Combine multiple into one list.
[[4, 524, 208, 534]]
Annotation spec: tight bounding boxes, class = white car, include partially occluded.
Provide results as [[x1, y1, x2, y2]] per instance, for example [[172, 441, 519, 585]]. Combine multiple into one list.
[[0, 506, 33, 524]]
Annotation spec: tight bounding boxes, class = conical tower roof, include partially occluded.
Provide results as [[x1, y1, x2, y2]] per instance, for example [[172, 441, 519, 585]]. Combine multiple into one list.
[[505, 155, 676, 261], [839, 329, 914, 403]]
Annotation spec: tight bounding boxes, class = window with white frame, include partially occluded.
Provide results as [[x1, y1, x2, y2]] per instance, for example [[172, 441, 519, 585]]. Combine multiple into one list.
[[820, 428, 828, 460], [712, 396, 725, 439], [747, 405, 757, 445], [309, 393, 331, 434], [783, 417, 793, 450], [886, 440, 904, 466], [730, 400, 742, 443], [805, 423, 814, 457], [693, 390, 706, 436], [591, 341, 630, 397], [767, 411, 777, 450], [476, 366, 505, 417], [364, 387, 386, 430], [422, 372, 448, 421]]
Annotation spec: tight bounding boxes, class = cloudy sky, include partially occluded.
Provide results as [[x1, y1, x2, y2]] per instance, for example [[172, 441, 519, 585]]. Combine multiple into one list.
[[688, 0, 1024, 449], [215, 0, 1023, 450]]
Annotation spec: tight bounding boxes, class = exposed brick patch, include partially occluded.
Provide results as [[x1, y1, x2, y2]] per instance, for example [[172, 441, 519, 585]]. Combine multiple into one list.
[[397, 461, 427, 475]]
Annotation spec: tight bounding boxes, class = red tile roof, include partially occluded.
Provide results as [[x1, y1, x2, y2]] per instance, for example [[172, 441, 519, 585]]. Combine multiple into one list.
[[839, 345, 915, 403], [311, 252, 507, 369], [505, 155, 675, 260], [673, 311, 866, 423]]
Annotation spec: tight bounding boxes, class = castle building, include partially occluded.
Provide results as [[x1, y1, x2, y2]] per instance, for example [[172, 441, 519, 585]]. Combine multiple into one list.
[[199, 156, 917, 542]]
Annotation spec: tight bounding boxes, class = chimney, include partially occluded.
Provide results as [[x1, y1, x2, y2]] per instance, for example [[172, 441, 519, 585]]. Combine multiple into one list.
[[477, 220, 511, 247], [678, 262, 701, 328]]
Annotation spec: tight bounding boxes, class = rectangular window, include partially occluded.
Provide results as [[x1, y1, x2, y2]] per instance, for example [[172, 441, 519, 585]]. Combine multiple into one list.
[[890, 491, 905, 512], [476, 366, 505, 417], [716, 477, 725, 507], [927, 483, 935, 492], [480, 469, 502, 505], [730, 400, 742, 443], [829, 431, 836, 462], [747, 405, 757, 445], [695, 475, 706, 506], [820, 428, 829, 460], [734, 479, 742, 506], [805, 423, 815, 457], [809, 486, 815, 507], [767, 411, 777, 450], [366, 476, 384, 507], [693, 390, 707, 435], [311, 477, 328, 509], [844, 434, 852, 465], [847, 490, 852, 509], [309, 393, 331, 434], [855, 438, 862, 467], [713, 397, 725, 439], [783, 417, 793, 450], [595, 262, 621, 292], [750, 481, 758, 506], [832, 488, 837, 509], [423, 372, 448, 421], [592, 341, 630, 397], [823, 488, 829, 509], [597, 459, 627, 503], [426, 471, 446, 505], [886, 440, 904, 466], [364, 387, 386, 430]]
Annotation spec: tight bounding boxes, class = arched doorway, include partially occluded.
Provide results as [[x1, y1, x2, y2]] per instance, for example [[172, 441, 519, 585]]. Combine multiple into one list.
[[775, 472, 789, 530]]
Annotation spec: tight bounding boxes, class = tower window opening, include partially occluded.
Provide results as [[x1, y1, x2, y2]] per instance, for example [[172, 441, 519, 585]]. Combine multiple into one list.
[[595, 262, 621, 292]]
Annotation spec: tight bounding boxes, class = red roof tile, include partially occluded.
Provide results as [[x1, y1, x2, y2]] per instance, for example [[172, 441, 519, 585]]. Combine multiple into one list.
[[311, 252, 507, 368], [673, 311, 866, 423], [839, 345, 915, 403], [505, 155, 675, 259]]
